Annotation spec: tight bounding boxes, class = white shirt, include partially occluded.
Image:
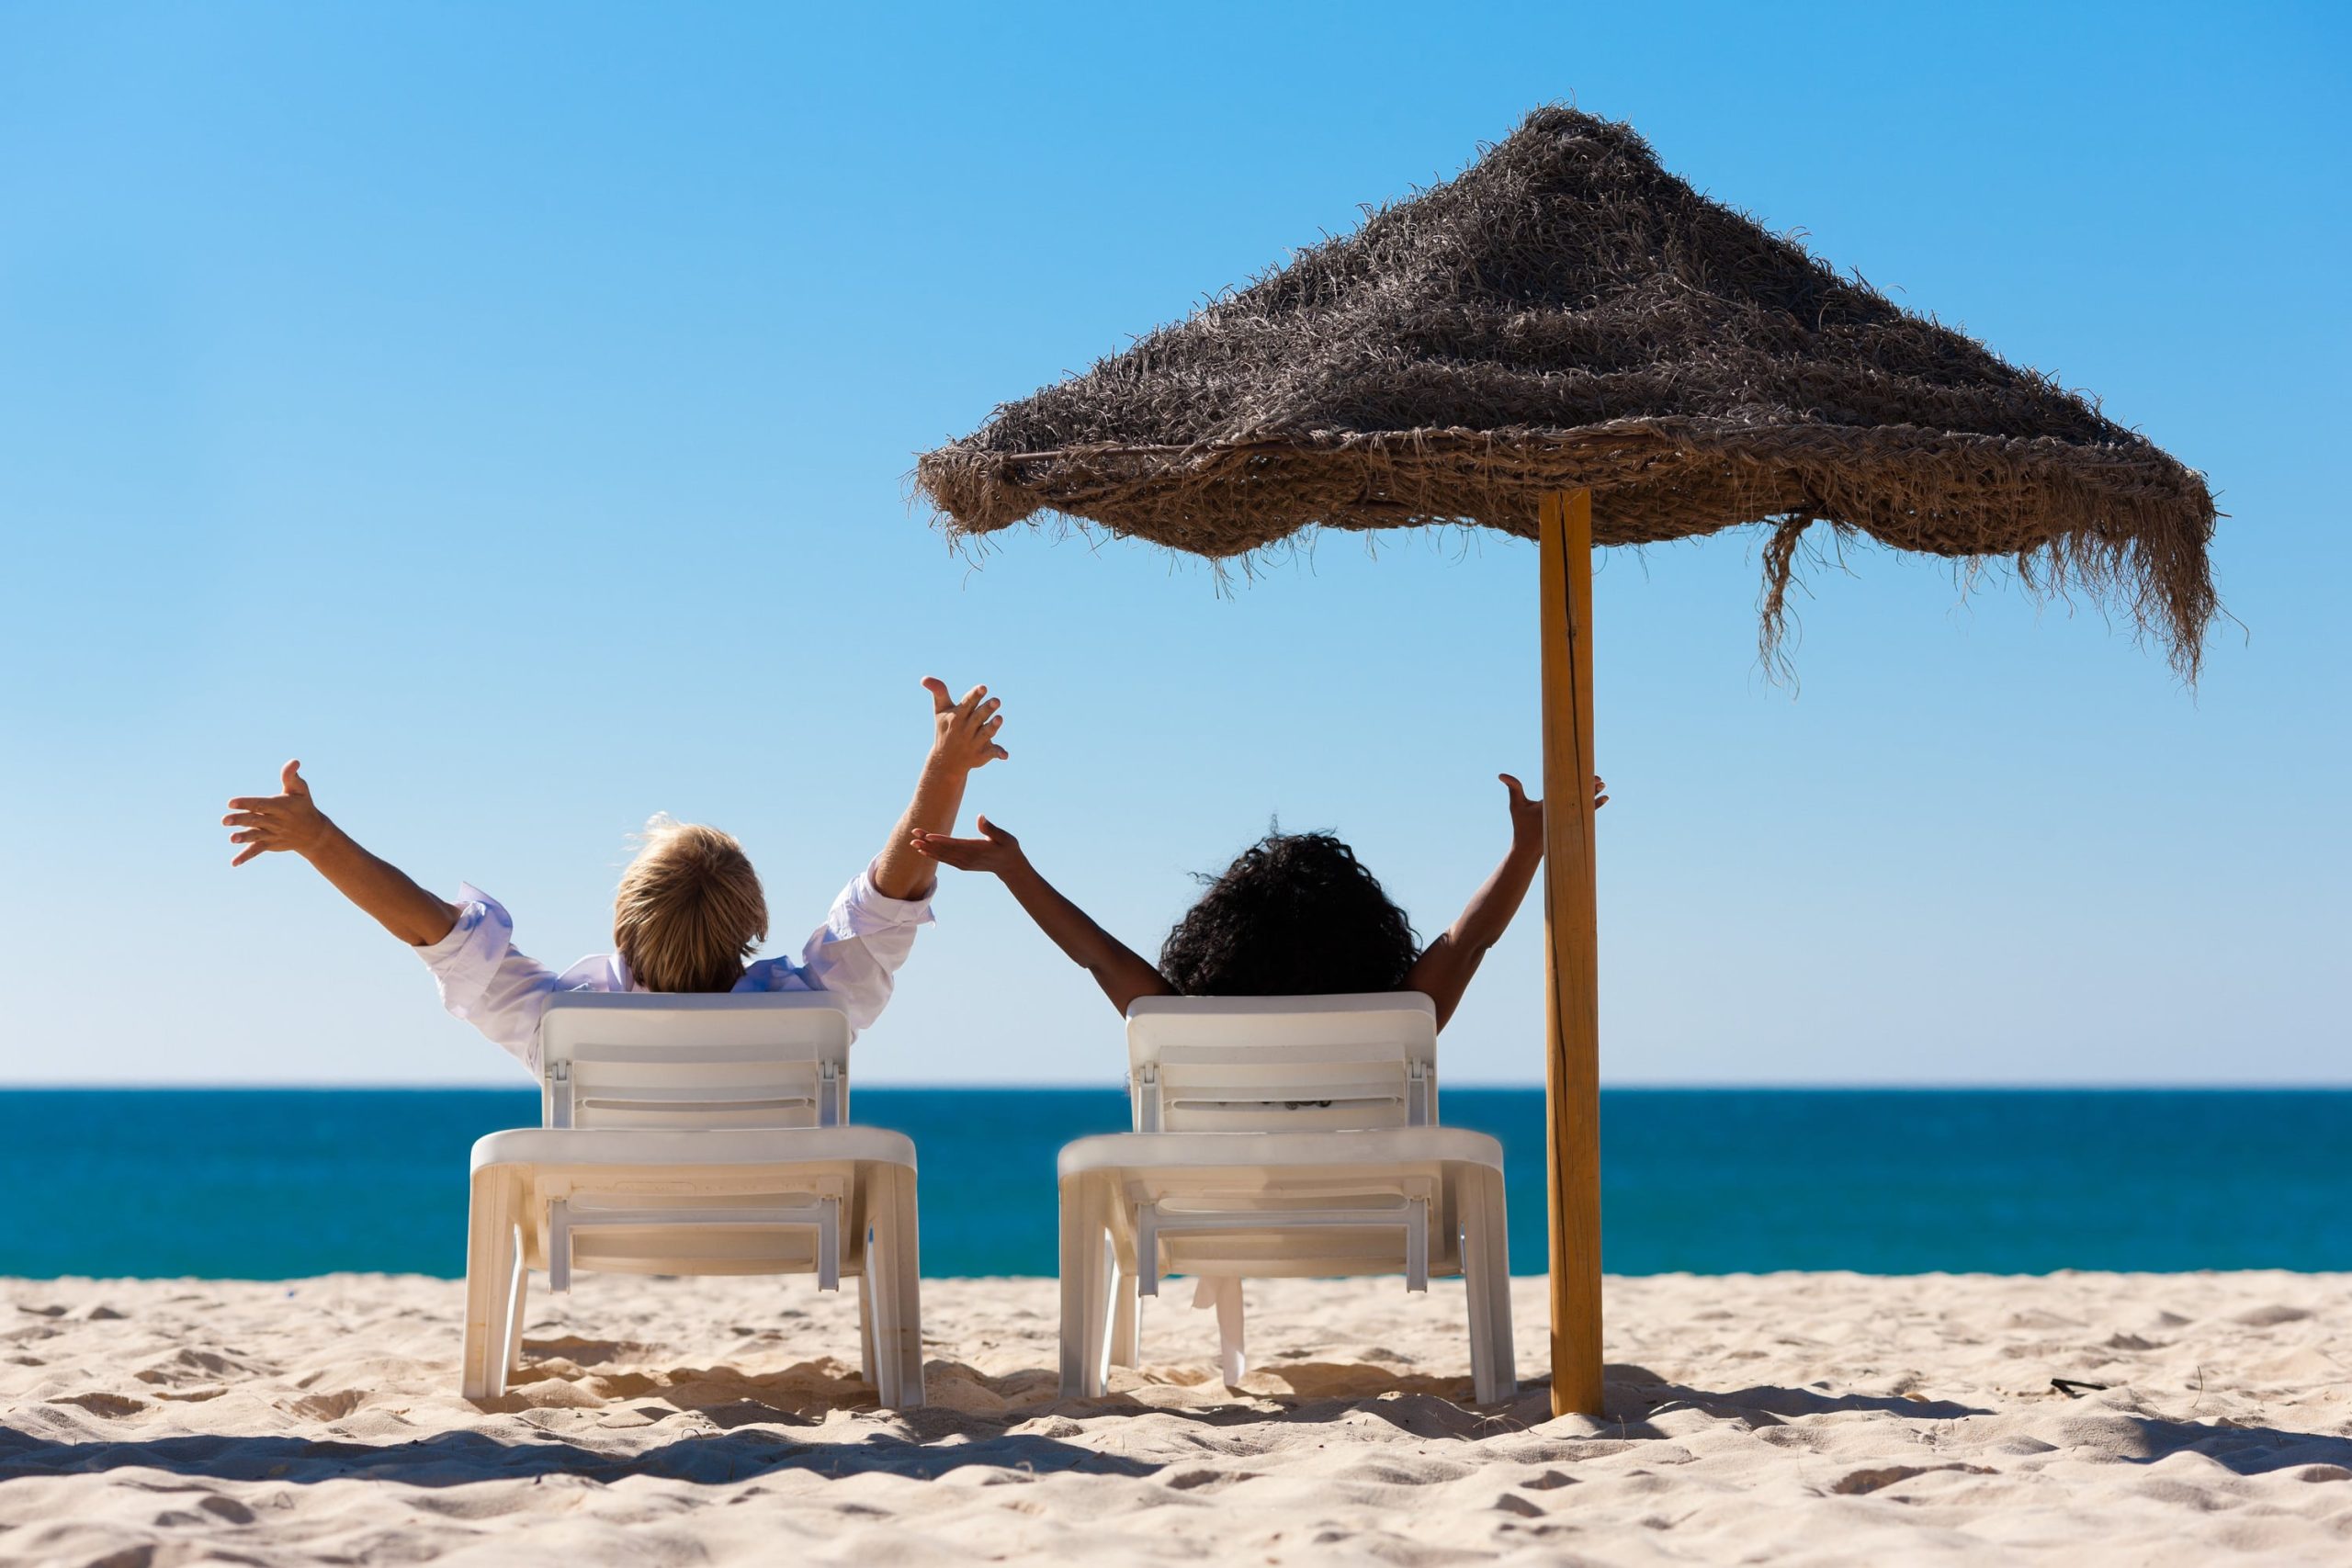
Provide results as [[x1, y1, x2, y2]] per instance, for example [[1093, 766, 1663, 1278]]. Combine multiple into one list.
[[415, 863, 933, 1075]]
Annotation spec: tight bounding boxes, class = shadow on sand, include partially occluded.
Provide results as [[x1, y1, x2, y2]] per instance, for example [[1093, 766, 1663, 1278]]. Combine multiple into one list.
[[0, 1423, 1151, 1488], [6, 1358, 2346, 1490], [1600, 1363, 2352, 1478]]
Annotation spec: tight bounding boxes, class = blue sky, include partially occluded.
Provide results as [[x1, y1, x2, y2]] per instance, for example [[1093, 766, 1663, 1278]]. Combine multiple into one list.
[[3, 1, 2345, 1085]]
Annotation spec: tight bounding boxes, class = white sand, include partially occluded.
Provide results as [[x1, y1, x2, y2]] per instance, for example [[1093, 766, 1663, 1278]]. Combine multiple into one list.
[[3, 1270, 2346, 1564]]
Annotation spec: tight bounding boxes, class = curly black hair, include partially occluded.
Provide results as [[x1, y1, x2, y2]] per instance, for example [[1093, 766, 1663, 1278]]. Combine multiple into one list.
[[1158, 829, 1421, 998]]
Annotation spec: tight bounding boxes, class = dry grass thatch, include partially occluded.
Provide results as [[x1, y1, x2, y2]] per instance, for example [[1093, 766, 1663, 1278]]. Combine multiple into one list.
[[916, 107, 2219, 676]]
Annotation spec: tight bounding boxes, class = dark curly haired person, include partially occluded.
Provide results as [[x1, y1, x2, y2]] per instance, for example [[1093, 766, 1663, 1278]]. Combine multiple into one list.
[[910, 773, 1604, 1028]]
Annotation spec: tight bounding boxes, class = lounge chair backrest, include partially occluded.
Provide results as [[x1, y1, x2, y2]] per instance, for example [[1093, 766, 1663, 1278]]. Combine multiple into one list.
[[536, 993, 853, 1131], [1124, 993, 1439, 1133]]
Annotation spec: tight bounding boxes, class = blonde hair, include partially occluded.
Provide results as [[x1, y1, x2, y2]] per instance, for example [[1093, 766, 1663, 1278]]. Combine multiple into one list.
[[612, 815, 769, 993]]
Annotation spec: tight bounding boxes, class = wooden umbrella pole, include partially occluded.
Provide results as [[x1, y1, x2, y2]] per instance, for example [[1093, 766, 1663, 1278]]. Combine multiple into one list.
[[1539, 490, 1603, 1417]]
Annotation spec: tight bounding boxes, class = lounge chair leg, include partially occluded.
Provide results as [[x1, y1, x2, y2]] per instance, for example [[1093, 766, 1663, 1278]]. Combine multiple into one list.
[[1083, 1219, 1112, 1393], [1097, 1233, 1128, 1380], [1110, 1250, 1141, 1370], [857, 1166, 923, 1410], [1485, 1170, 1517, 1400], [1136, 1202, 1160, 1297], [1465, 1168, 1516, 1403], [857, 1266, 876, 1390], [866, 1215, 900, 1409], [481, 1222, 524, 1400], [1463, 1212, 1491, 1404], [1211, 1277, 1246, 1387], [1058, 1176, 1109, 1398], [817, 1196, 841, 1292], [888, 1164, 925, 1409], [503, 1233, 529, 1376], [1464, 1213, 1498, 1404], [1405, 1196, 1430, 1294], [546, 1199, 571, 1294], [460, 1170, 516, 1400]]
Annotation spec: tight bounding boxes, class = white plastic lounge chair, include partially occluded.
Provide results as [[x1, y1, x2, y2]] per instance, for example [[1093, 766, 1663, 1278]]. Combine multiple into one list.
[[461, 993, 923, 1406], [1056, 993, 1515, 1403]]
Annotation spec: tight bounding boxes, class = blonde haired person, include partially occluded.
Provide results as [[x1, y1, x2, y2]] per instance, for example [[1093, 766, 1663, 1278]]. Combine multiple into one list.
[[221, 678, 1007, 1074]]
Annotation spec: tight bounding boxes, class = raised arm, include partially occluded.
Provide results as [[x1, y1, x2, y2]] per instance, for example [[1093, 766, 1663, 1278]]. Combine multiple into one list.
[[868, 677, 1009, 901], [222, 761, 459, 947], [1403, 773, 1607, 1030], [913, 818, 1174, 1017]]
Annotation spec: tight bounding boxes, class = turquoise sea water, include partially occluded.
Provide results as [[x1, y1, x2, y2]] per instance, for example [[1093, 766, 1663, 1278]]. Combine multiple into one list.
[[3, 1089, 2346, 1279]]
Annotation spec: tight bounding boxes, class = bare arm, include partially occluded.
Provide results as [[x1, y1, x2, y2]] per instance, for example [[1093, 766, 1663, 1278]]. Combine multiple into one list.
[[868, 677, 1010, 901], [222, 761, 460, 947], [1403, 773, 1606, 1030], [913, 818, 1174, 1017]]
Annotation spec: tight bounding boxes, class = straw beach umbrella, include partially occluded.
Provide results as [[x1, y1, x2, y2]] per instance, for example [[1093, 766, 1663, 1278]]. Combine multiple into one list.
[[916, 107, 2218, 1416]]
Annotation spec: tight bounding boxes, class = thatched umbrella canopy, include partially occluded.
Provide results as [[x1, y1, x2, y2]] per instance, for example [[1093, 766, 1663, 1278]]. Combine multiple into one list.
[[919, 105, 2217, 675], [916, 107, 2218, 1419]]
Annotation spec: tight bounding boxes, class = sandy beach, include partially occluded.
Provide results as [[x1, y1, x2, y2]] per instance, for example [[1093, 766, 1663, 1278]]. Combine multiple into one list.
[[0, 1270, 2345, 1564]]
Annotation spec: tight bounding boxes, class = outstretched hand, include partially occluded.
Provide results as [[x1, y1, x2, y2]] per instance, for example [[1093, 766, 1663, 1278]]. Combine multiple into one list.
[[911, 815, 1025, 876], [871, 677, 1009, 901], [223, 761, 335, 866], [1498, 772, 1608, 850], [922, 677, 1009, 773]]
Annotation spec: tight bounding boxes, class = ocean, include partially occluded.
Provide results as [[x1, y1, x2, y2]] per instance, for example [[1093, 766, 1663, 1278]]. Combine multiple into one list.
[[3, 1089, 2346, 1279]]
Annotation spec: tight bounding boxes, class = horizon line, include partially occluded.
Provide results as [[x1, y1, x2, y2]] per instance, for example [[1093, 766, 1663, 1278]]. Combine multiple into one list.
[[6, 1081, 2350, 1093]]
